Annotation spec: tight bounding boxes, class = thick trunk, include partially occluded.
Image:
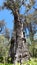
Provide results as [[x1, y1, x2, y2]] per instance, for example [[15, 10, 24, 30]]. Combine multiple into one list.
[[10, 11, 30, 63], [14, 20, 29, 63]]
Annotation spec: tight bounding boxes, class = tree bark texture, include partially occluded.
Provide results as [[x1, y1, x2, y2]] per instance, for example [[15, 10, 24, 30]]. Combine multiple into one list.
[[10, 10, 30, 63]]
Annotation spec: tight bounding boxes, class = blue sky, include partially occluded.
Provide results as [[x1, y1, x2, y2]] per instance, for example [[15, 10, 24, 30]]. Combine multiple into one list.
[[0, 9, 14, 29], [0, 0, 14, 30], [0, 0, 37, 37]]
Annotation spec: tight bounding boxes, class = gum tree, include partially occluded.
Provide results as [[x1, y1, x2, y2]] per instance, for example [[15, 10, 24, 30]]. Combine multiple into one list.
[[2, 0, 36, 63]]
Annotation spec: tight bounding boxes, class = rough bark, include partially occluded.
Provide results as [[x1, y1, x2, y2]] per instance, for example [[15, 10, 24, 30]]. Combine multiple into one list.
[[10, 10, 30, 63]]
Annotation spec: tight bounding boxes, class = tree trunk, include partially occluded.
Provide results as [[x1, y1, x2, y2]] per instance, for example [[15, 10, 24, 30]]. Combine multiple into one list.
[[10, 10, 30, 63]]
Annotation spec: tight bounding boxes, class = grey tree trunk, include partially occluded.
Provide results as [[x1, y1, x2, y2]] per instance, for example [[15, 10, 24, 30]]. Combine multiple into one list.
[[14, 19, 29, 63], [10, 11, 30, 63]]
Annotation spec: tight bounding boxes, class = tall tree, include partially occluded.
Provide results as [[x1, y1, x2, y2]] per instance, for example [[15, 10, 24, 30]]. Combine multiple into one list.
[[2, 0, 36, 63]]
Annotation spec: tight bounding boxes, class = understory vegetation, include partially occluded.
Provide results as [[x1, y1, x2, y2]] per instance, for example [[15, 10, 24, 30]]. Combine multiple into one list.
[[0, 58, 37, 65]]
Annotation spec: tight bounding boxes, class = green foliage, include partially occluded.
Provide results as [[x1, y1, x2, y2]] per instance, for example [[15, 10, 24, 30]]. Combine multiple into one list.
[[0, 63, 13, 65], [0, 58, 37, 65], [0, 35, 10, 63], [29, 40, 37, 57]]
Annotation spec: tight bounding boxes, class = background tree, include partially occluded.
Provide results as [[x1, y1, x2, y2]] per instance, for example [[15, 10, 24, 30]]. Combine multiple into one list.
[[0, 20, 10, 63], [4, 28, 10, 40], [23, 9, 37, 57], [0, 20, 5, 32]]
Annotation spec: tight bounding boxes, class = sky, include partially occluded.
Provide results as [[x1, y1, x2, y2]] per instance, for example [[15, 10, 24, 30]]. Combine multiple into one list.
[[0, 0, 37, 38], [0, 0, 14, 30]]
